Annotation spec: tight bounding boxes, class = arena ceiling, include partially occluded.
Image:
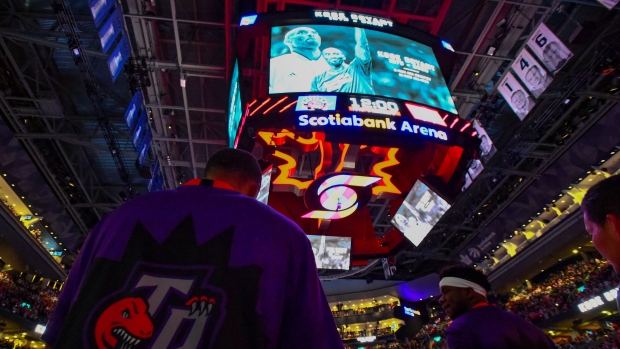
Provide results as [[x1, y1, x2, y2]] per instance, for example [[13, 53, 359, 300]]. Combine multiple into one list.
[[0, 0, 618, 285]]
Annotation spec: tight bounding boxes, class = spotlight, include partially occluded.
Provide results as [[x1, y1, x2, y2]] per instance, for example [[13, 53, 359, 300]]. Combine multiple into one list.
[[486, 46, 497, 56]]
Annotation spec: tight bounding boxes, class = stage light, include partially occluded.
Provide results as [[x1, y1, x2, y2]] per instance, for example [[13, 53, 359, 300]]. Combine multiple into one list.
[[239, 15, 258, 26], [441, 40, 455, 52], [486, 46, 496, 56]]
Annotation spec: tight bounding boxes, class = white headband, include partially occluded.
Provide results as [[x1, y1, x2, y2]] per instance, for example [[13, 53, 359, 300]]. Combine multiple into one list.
[[439, 277, 487, 297]]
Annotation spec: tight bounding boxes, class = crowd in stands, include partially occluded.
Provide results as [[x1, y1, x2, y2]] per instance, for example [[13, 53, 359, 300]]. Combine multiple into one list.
[[556, 329, 620, 349], [338, 256, 620, 349], [1, 251, 620, 348], [0, 338, 28, 349], [0, 272, 59, 324], [332, 303, 397, 318], [498, 258, 620, 322], [340, 325, 397, 340]]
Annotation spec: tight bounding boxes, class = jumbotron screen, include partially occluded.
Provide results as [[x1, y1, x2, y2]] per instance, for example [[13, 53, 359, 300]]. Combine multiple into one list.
[[308, 235, 352, 270], [391, 180, 451, 246], [269, 24, 458, 114]]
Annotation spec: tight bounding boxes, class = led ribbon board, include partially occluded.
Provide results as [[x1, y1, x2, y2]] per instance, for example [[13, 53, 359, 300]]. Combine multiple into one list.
[[298, 113, 449, 141], [302, 173, 380, 219]]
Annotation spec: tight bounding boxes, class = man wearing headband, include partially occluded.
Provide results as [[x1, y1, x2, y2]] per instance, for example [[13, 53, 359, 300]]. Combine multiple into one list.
[[439, 265, 556, 349]]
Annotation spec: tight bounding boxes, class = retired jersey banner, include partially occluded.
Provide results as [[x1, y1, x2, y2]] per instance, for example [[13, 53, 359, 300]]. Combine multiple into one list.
[[526, 23, 573, 75], [511, 49, 553, 99], [498, 72, 535, 120]]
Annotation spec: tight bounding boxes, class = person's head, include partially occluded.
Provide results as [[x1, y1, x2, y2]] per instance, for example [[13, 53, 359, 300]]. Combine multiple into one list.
[[525, 65, 545, 88], [204, 148, 262, 198], [582, 175, 620, 272], [394, 214, 410, 229], [543, 42, 568, 71], [438, 265, 491, 319], [511, 90, 528, 111], [284, 27, 321, 52], [322, 48, 346, 67]]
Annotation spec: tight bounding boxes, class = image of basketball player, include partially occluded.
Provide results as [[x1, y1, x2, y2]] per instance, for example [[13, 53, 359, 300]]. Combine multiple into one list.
[[311, 28, 375, 94], [269, 27, 330, 93]]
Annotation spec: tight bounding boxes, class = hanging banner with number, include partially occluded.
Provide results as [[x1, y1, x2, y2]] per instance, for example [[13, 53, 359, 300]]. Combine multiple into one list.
[[526, 23, 573, 75], [498, 72, 535, 120], [511, 49, 553, 98]]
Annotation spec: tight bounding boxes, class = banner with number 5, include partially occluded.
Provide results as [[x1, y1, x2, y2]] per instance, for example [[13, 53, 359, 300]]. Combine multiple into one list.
[[526, 23, 573, 75], [498, 72, 535, 121], [511, 49, 553, 98]]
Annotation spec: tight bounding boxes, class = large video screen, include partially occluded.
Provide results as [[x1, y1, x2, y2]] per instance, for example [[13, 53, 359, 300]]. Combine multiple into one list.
[[269, 25, 457, 114], [256, 165, 272, 204], [307, 235, 351, 270], [391, 180, 451, 246], [227, 59, 243, 148]]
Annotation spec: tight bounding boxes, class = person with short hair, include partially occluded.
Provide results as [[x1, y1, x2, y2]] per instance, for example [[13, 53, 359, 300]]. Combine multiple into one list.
[[542, 41, 571, 74], [582, 175, 620, 273], [269, 26, 330, 93], [42, 148, 343, 349], [438, 265, 556, 349], [524, 65, 553, 98], [311, 28, 375, 94], [510, 89, 530, 119]]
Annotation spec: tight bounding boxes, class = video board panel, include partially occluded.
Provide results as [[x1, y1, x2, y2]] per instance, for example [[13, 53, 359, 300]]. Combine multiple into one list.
[[269, 24, 458, 115]]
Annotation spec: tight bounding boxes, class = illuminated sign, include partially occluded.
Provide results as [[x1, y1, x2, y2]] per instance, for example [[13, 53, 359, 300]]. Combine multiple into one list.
[[405, 103, 447, 127], [239, 15, 257, 26], [314, 11, 393, 28], [296, 95, 337, 111], [404, 306, 415, 316], [297, 114, 449, 141], [50, 251, 63, 257], [302, 173, 380, 220], [357, 336, 377, 343], [578, 296, 604, 312], [35, 324, 46, 334], [578, 289, 618, 312], [349, 97, 400, 116], [604, 289, 618, 302]]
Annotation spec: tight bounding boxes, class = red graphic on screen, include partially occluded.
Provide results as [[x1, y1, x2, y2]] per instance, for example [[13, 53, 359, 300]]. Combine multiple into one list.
[[94, 297, 153, 349]]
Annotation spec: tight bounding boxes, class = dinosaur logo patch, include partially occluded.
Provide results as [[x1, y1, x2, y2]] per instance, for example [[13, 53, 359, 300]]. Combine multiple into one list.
[[55, 215, 266, 348]]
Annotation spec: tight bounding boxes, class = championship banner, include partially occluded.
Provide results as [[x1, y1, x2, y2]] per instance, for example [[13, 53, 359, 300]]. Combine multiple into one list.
[[124, 91, 143, 130], [88, 0, 115, 27], [98, 6, 124, 54], [511, 49, 553, 99], [498, 72, 535, 120], [107, 35, 131, 82], [526, 23, 573, 75]]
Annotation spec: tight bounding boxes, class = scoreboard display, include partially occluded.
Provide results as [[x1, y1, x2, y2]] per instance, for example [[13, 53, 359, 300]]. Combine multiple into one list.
[[230, 11, 482, 257]]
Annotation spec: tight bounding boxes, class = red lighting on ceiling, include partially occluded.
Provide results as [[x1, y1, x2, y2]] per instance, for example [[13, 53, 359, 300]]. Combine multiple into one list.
[[262, 96, 288, 114], [460, 123, 471, 132], [250, 98, 271, 116], [279, 100, 297, 113], [471, 131, 478, 137], [449, 118, 458, 129], [248, 99, 257, 107]]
